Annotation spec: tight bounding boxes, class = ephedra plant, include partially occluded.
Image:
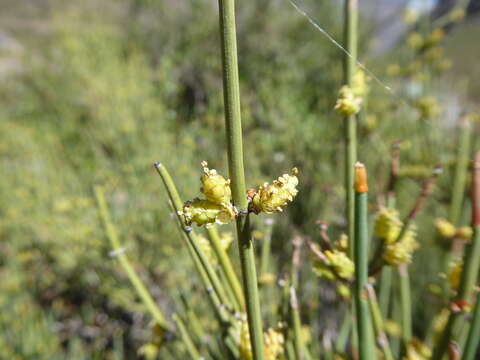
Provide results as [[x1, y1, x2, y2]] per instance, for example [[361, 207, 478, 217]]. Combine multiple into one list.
[[92, 1, 480, 359]]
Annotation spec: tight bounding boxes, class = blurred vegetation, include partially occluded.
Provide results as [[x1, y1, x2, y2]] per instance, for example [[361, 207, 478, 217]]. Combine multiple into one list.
[[0, 0, 479, 358]]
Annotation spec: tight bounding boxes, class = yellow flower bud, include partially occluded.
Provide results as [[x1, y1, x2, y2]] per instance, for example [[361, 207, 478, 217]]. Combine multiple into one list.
[[386, 64, 401, 76], [324, 250, 355, 280], [414, 96, 441, 119], [384, 320, 402, 337], [138, 343, 159, 360], [406, 338, 432, 360], [352, 70, 370, 98], [200, 161, 231, 205], [239, 320, 252, 360], [258, 272, 276, 286], [383, 225, 419, 266], [264, 328, 285, 360], [407, 32, 424, 50], [423, 46, 444, 63], [426, 28, 445, 47], [336, 234, 349, 252], [312, 262, 336, 281], [336, 283, 351, 300], [239, 320, 284, 360], [434, 58, 452, 72], [448, 259, 463, 291], [456, 226, 473, 241], [375, 207, 402, 244], [435, 218, 456, 238], [251, 168, 299, 214], [181, 199, 236, 227], [334, 86, 362, 116]]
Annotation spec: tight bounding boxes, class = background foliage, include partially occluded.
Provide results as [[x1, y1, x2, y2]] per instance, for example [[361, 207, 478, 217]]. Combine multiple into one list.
[[0, 0, 479, 358]]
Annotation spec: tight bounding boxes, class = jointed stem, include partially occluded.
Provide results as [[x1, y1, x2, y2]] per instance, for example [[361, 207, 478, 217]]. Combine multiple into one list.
[[344, 0, 358, 259], [354, 163, 375, 360], [217, 0, 265, 358], [94, 186, 170, 332]]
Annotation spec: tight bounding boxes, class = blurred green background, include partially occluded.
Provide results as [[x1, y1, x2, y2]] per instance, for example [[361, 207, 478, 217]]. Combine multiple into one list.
[[0, 0, 479, 358]]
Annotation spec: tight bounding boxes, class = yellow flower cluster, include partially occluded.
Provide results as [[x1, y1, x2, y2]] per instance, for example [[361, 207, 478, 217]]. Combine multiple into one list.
[[435, 218, 473, 241], [324, 250, 355, 280], [414, 96, 441, 119], [351, 70, 370, 98], [200, 161, 231, 204], [250, 168, 299, 214], [312, 237, 354, 299], [448, 259, 463, 291], [181, 162, 299, 225], [383, 225, 419, 266], [375, 207, 402, 244], [137, 323, 165, 360], [239, 321, 284, 360], [405, 338, 432, 360], [334, 85, 362, 116], [180, 162, 236, 227], [181, 198, 236, 227]]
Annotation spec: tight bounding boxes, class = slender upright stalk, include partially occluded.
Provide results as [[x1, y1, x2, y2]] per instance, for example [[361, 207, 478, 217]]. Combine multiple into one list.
[[379, 143, 401, 316], [462, 292, 480, 360], [290, 238, 311, 360], [259, 218, 274, 277], [449, 116, 471, 226], [207, 226, 245, 310], [344, 0, 358, 259], [290, 287, 305, 360], [217, 0, 264, 358], [443, 116, 472, 289], [366, 284, 395, 360], [433, 153, 480, 359], [172, 313, 202, 359], [354, 163, 375, 360], [154, 164, 232, 321], [398, 264, 412, 349], [94, 186, 170, 331]]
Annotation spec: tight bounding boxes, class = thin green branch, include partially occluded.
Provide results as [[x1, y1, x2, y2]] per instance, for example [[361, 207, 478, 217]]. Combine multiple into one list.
[[207, 226, 245, 310], [366, 284, 395, 360], [344, 0, 358, 259], [462, 291, 480, 360], [94, 186, 170, 331], [217, 0, 265, 358], [433, 153, 480, 359], [154, 163, 233, 314], [354, 163, 376, 360]]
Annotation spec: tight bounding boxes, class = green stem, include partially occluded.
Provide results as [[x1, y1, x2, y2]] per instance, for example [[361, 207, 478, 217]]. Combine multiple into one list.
[[172, 313, 202, 359], [449, 116, 471, 226], [94, 186, 170, 331], [259, 218, 274, 277], [344, 0, 358, 259], [354, 163, 375, 360], [443, 116, 472, 291], [433, 154, 480, 359], [335, 311, 352, 354], [207, 226, 245, 310], [462, 292, 480, 360], [398, 264, 412, 351], [154, 164, 232, 322], [378, 267, 393, 316], [366, 284, 395, 360], [291, 287, 305, 360], [217, 0, 264, 358]]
